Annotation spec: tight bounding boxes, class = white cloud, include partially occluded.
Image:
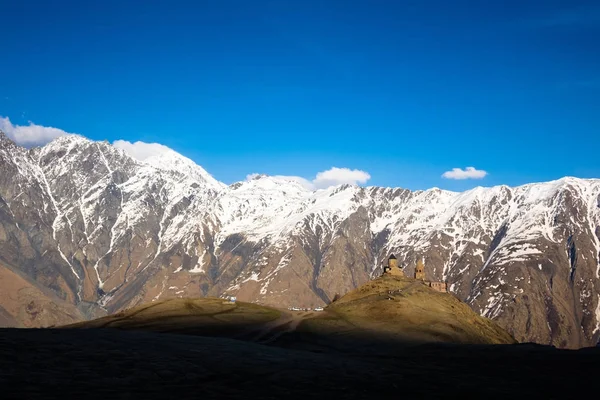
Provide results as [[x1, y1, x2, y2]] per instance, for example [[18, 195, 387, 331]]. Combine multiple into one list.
[[0, 116, 71, 146], [247, 167, 371, 190], [113, 140, 172, 161], [442, 167, 488, 180], [313, 167, 371, 189]]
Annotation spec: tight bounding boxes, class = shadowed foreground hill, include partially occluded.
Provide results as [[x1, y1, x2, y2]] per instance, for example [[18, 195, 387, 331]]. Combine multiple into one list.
[[1, 276, 599, 398], [0, 328, 598, 399]]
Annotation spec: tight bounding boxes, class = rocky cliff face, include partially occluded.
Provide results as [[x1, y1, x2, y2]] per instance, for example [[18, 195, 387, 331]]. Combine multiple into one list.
[[1, 131, 599, 348]]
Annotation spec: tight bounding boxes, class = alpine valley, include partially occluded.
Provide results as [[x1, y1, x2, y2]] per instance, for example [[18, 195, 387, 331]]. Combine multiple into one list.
[[1, 131, 599, 348]]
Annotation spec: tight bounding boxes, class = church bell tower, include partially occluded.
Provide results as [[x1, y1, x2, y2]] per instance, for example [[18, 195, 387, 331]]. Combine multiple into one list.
[[414, 257, 425, 280], [383, 254, 404, 277]]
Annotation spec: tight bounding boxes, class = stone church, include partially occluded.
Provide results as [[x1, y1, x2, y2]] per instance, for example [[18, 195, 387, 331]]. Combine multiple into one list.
[[382, 254, 447, 293]]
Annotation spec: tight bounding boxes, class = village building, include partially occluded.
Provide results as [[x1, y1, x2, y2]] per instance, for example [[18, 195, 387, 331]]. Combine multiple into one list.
[[428, 281, 447, 292]]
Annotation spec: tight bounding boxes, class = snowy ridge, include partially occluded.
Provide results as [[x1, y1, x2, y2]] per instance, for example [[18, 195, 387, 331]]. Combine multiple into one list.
[[12, 134, 600, 266], [143, 149, 225, 191], [12, 134, 600, 285]]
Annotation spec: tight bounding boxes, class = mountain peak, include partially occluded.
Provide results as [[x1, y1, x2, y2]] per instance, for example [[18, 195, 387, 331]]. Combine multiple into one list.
[[42, 134, 91, 151], [0, 130, 16, 147], [0, 130, 24, 156], [231, 174, 312, 193], [142, 148, 225, 190]]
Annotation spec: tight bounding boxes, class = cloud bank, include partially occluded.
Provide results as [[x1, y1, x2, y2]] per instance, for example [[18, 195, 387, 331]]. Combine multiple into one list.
[[442, 167, 487, 180], [112, 140, 172, 161], [0, 116, 71, 146], [248, 167, 371, 190]]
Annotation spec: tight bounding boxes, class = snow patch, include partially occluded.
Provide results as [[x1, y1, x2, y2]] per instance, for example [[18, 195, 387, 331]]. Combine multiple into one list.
[[594, 295, 600, 335], [189, 263, 205, 274]]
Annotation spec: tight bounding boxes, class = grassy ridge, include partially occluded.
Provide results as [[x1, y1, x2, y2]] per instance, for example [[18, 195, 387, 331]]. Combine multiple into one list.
[[65, 275, 515, 349], [64, 298, 281, 337]]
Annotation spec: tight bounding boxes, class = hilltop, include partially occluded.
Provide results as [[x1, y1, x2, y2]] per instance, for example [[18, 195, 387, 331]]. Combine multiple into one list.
[[64, 274, 515, 351], [64, 297, 282, 339], [305, 275, 515, 346]]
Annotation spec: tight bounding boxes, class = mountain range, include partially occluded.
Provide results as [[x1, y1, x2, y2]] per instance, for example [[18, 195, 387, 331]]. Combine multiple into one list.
[[0, 131, 599, 348]]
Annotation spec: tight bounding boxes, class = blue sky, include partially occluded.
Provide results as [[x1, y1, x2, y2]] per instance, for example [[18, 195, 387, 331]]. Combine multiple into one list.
[[1, 0, 599, 191]]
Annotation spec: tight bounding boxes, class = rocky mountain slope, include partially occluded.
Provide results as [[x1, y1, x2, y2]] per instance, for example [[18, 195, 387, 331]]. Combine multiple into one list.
[[0, 260, 85, 328], [1, 131, 599, 348]]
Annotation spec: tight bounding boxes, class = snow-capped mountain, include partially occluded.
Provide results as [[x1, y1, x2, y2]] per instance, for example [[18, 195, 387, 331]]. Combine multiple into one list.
[[1, 131, 599, 348]]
